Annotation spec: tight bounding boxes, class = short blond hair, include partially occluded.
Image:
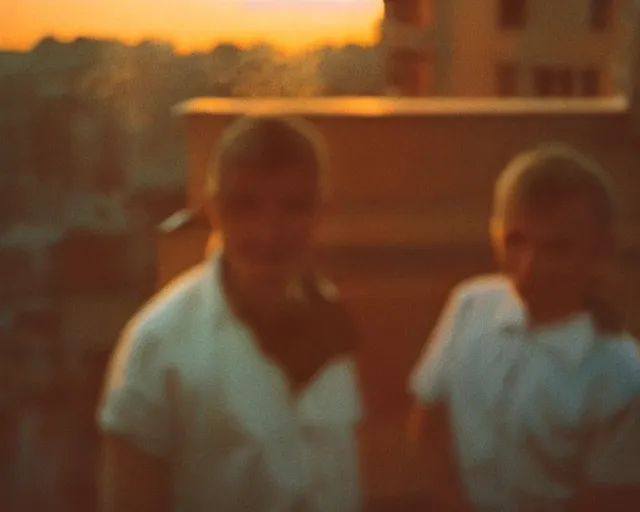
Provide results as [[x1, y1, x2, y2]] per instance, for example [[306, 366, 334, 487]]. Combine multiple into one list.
[[205, 115, 330, 200], [493, 143, 619, 231]]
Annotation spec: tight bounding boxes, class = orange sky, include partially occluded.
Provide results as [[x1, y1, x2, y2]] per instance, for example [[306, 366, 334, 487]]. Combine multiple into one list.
[[2, 0, 384, 53]]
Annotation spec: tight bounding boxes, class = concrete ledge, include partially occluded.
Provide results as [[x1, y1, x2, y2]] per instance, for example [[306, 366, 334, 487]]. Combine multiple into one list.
[[174, 96, 630, 119]]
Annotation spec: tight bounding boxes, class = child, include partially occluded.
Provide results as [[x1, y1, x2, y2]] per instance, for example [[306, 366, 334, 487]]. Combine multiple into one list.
[[97, 115, 363, 512], [409, 144, 640, 511]]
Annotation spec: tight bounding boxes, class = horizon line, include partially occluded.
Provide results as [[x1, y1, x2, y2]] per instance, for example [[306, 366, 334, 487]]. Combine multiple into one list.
[[0, 32, 382, 56]]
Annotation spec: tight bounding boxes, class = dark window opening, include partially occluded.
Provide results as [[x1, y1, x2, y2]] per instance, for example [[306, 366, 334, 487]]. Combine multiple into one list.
[[590, 0, 613, 31], [581, 68, 601, 96], [386, 0, 432, 27], [499, 0, 527, 29], [533, 66, 575, 97], [558, 68, 574, 96], [533, 66, 554, 97], [389, 50, 432, 96], [496, 62, 519, 96]]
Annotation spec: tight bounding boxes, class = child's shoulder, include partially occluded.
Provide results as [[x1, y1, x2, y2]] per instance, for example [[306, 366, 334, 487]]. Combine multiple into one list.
[[455, 273, 511, 297], [451, 274, 514, 309], [127, 262, 213, 339]]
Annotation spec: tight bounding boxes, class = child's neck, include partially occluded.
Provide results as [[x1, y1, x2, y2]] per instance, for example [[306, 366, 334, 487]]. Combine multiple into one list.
[[221, 261, 302, 328]]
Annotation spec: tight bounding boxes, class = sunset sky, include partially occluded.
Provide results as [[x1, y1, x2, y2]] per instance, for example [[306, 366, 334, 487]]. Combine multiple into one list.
[[2, 0, 384, 53]]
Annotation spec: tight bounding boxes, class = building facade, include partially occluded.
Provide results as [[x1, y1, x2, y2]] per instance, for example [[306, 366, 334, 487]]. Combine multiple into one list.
[[382, 0, 631, 97]]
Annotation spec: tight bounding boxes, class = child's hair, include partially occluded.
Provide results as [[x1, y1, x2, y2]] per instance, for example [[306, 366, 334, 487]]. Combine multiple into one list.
[[205, 114, 329, 199], [493, 143, 619, 231]]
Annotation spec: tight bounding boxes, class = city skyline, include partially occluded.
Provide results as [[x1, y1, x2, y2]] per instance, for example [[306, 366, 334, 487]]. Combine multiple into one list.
[[3, 0, 383, 53]]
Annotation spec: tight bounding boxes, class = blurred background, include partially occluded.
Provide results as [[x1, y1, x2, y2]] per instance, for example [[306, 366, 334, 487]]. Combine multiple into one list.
[[1, 0, 638, 510]]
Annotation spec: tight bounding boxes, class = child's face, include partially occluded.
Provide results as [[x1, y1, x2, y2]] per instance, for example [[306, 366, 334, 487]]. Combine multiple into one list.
[[491, 194, 610, 321], [214, 164, 321, 295]]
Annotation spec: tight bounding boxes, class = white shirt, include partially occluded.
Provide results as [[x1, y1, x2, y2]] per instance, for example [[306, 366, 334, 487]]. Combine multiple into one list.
[[410, 275, 640, 511], [98, 254, 363, 512]]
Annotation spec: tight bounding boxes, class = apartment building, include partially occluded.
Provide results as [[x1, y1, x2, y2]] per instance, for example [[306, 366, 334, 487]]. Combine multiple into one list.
[[382, 0, 631, 96]]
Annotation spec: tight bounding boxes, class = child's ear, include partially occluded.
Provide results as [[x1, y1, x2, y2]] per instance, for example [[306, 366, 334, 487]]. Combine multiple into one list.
[[489, 218, 508, 271], [489, 217, 503, 252]]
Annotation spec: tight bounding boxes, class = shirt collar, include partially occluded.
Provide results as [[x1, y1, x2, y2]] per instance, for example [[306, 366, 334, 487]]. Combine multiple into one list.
[[533, 314, 596, 367], [495, 280, 596, 367], [201, 249, 350, 393], [495, 280, 528, 333]]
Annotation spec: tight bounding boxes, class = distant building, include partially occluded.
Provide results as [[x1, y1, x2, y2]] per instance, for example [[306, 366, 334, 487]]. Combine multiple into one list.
[[382, 0, 438, 96], [0, 40, 135, 226], [382, 0, 631, 97], [0, 52, 37, 177]]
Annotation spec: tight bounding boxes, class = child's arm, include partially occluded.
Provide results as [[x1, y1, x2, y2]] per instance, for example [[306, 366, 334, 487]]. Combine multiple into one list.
[[99, 434, 172, 512], [97, 325, 175, 512], [407, 286, 472, 510]]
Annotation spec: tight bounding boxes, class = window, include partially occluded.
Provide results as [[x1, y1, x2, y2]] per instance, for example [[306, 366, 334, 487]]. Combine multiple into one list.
[[499, 0, 527, 29], [533, 66, 575, 97], [557, 68, 574, 96], [386, 0, 432, 27], [581, 68, 601, 96], [590, 0, 613, 31], [496, 62, 519, 96], [533, 66, 554, 97], [417, 0, 433, 27], [389, 50, 432, 96]]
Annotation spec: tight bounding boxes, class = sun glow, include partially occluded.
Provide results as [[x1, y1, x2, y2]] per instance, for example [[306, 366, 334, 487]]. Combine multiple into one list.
[[2, 0, 384, 53]]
